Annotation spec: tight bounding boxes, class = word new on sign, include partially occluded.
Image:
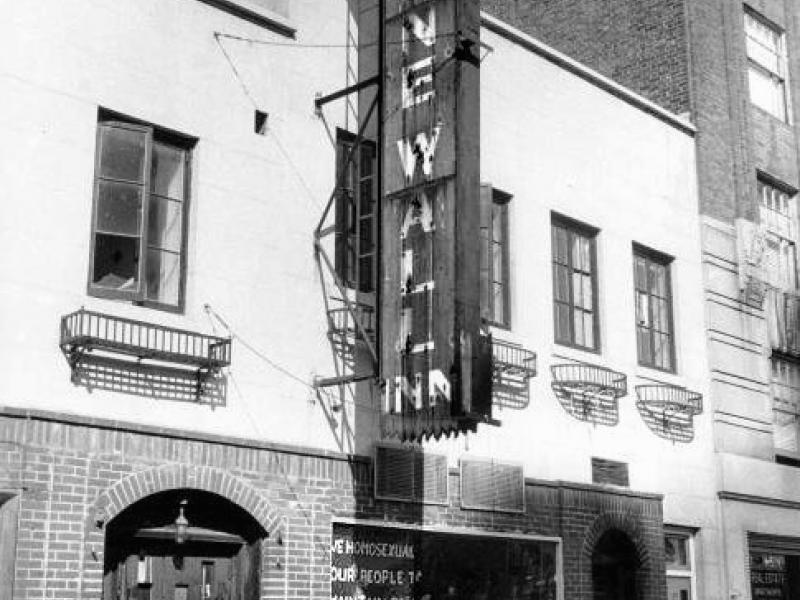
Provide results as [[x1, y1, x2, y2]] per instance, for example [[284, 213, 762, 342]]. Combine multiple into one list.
[[380, 0, 490, 441]]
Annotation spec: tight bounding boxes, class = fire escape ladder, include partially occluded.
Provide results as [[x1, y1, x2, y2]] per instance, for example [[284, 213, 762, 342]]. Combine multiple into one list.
[[313, 92, 379, 389]]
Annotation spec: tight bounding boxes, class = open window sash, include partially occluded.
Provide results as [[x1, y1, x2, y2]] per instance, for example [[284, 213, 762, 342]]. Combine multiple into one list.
[[88, 122, 152, 301]]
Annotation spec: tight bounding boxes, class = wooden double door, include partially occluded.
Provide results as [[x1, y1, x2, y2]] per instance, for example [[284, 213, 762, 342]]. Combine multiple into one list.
[[110, 538, 258, 600]]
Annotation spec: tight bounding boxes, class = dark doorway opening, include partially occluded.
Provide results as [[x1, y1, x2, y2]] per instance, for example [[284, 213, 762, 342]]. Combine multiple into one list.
[[103, 488, 266, 600], [591, 528, 639, 600]]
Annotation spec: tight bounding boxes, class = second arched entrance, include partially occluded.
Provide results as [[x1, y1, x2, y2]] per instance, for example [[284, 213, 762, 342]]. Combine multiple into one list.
[[591, 528, 640, 600]]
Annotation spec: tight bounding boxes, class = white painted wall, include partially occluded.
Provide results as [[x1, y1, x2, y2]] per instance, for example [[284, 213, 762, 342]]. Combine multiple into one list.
[[420, 23, 722, 599], [0, 0, 356, 452]]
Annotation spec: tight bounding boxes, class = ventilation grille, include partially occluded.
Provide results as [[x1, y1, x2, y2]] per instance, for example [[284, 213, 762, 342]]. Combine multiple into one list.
[[460, 458, 525, 513], [374, 444, 448, 504], [591, 457, 629, 487]]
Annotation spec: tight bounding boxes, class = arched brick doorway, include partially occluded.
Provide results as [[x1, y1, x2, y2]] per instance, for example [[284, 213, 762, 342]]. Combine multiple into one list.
[[102, 488, 267, 600], [591, 528, 640, 600]]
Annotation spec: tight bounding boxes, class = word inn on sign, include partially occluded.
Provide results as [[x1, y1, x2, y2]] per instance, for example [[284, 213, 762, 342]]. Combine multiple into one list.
[[380, 0, 487, 441]]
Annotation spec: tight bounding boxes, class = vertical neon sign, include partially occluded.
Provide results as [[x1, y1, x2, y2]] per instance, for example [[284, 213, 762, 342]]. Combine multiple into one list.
[[381, 0, 488, 441]]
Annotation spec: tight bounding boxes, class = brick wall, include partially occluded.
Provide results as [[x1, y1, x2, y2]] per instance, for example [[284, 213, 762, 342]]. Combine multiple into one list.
[[0, 409, 666, 599], [481, 0, 691, 116]]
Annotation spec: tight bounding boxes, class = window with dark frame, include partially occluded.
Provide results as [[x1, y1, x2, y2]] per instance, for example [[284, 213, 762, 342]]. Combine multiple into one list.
[[88, 113, 193, 311], [665, 529, 695, 600], [633, 245, 675, 372], [480, 185, 511, 328], [745, 9, 790, 122], [334, 129, 376, 293], [551, 215, 599, 351]]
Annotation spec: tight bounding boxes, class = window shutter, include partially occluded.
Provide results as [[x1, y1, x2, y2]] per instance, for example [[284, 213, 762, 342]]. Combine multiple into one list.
[[460, 458, 525, 513], [334, 135, 353, 287], [89, 121, 151, 301], [479, 183, 493, 322]]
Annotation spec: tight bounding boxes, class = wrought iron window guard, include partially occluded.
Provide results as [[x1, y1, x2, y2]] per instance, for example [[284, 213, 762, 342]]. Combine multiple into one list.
[[550, 363, 627, 426], [635, 384, 703, 443], [60, 309, 231, 402], [492, 338, 537, 410]]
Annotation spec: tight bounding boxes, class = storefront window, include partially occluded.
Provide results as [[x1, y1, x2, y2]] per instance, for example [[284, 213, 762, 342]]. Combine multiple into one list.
[[750, 552, 800, 599], [331, 522, 560, 600]]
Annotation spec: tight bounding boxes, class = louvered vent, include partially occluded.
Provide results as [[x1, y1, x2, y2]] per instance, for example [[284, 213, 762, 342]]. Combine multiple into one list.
[[591, 457, 629, 487], [460, 458, 525, 513], [374, 444, 448, 504]]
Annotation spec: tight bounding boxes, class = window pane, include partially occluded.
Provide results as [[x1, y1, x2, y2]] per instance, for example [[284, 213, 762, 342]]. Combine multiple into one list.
[[100, 126, 147, 182], [492, 282, 505, 325], [571, 236, 584, 271], [573, 273, 592, 309], [145, 248, 180, 305], [573, 309, 585, 345], [749, 66, 786, 120], [666, 576, 691, 600], [636, 291, 650, 327], [655, 333, 673, 370], [552, 226, 568, 264], [492, 203, 504, 243], [492, 241, 503, 284], [774, 408, 799, 453], [359, 181, 374, 215], [650, 263, 666, 297], [637, 327, 652, 365], [555, 303, 571, 342], [554, 264, 570, 302], [148, 196, 182, 253], [634, 255, 647, 291], [152, 142, 185, 199], [665, 535, 689, 569], [583, 311, 594, 348], [92, 233, 139, 290], [96, 181, 143, 236]]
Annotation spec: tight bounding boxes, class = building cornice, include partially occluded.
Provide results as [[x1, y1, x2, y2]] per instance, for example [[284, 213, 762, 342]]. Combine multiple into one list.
[[719, 490, 800, 511], [480, 12, 697, 137]]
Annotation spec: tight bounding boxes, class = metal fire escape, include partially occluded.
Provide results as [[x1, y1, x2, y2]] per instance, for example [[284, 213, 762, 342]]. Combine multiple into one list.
[[312, 86, 381, 394]]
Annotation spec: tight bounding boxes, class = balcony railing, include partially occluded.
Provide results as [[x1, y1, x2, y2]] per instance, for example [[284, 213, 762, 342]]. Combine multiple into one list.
[[60, 308, 231, 370], [635, 384, 703, 443], [767, 289, 800, 357], [492, 338, 537, 410], [551, 362, 627, 426]]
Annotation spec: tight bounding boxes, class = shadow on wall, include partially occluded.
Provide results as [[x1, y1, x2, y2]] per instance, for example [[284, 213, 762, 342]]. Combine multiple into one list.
[[69, 354, 227, 407]]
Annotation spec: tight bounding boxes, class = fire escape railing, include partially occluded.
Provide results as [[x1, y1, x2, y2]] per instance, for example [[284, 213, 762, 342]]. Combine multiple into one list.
[[492, 338, 536, 409], [313, 88, 380, 392], [60, 308, 231, 370]]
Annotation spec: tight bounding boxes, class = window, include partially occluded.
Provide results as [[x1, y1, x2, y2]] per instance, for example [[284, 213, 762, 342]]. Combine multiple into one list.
[[665, 529, 696, 600], [88, 113, 193, 311], [634, 246, 675, 371], [759, 178, 798, 290], [749, 534, 800, 600], [480, 185, 511, 327], [745, 9, 790, 121], [334, 129, 376, 293], [772, 357, 800, 457], [552, 215, 599, 350]]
